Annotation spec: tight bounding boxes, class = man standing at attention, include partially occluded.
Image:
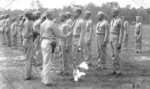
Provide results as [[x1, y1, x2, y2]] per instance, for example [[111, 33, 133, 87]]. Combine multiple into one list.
[[5, 14, 11, 47], [135, 16, 142, 53], [83, 10, 93, 65], [96, 11, 109, 69], [122, 16, 129, 51], [110, 8, 124, 75]]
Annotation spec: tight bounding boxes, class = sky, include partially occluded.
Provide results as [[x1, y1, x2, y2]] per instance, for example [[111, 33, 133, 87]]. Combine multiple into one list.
[[0, 0, 150, 11]]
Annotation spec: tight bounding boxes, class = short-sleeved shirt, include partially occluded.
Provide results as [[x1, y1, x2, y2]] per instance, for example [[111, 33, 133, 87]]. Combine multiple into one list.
[[11, 22, 18, 36], [96, 19, 109, 35], [72, 17, 85, 45], [110, 17, 123, 35], [40, 19, 56, 40], [135, 22, 142, 35], [59, 22, 70, 44], [33, 19, 41, 33]]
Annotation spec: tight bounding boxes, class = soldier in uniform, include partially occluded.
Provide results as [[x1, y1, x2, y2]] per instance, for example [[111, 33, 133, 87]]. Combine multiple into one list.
[[71, 7, 85, 75], [40, 10, 72, 86], [59, 12, 71, 75], [5, 14, 11, 47], [23, 12, 35, 80], [18, 15, 24, 49], [83, 11, 93, 65], [134, 16, 142, 53], [96, 11, 109, 69], [110, 8, 124, 75], [33, 11, 43, 66], [1, 15, 6, 45], [11, 17, 18, 49], [122, 16, 129, 51]]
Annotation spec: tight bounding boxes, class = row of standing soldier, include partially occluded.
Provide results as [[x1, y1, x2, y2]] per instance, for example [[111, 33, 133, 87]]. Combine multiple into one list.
[[0, 7, 142, 86]]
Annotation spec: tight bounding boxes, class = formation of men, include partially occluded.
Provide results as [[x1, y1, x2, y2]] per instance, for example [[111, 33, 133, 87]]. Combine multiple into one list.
[[0, 7, 143, 87]]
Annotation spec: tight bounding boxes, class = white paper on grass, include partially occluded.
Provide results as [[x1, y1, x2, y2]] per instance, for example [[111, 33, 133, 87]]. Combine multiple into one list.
[[79, 62, 89, 70], [73, 69, 86, 82]]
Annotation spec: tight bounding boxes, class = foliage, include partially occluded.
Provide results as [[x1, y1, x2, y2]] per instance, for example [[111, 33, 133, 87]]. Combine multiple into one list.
[[0, 2, 149, 24]]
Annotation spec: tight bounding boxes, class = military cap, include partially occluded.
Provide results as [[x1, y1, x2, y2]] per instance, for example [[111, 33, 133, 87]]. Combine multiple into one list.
[[111, 8, 119, 12], [97, 11, 105, 16], [85, 10, 91, 15], [46, 9, 54, 16], [59, 12, 67, 17], [73, 7, 82, 11], [66, 12, 71, 15]]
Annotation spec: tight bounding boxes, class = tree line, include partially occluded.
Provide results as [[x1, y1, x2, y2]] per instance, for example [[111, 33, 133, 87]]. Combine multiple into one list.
[[1, 2, 149, 24]]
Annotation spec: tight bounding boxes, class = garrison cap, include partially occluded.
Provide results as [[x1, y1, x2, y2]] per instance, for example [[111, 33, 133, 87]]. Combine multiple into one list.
[[85, 10, 91, 15], [111, 8, 119, 12], [97, 11, 105, 16], [59, 12, 67, 17], [46, 9, 54, 16], [66, 12, 71, 15], [73, 7, 82, 12], [33, 11, 41, 15]]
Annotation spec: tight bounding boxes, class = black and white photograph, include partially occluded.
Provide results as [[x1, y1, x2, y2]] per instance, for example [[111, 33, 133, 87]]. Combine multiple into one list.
[[0, 0, 150, 89]]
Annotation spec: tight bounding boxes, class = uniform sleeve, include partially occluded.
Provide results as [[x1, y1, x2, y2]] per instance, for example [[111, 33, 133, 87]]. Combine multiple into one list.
[[118, 19, 124, 44], [78, 19, 86, 47]]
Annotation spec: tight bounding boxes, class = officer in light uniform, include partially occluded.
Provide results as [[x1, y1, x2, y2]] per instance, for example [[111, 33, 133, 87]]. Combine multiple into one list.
[[122, 16, 129, 51], [134, 16, 142, 53], [96, 11, 109, 69], [33, 11, 43, 66], [23, 12, 35, 80], [110, 8, 124, 75], [1, 15, 6, 45], [72, 7, 85, 73], [11, 17, 18, 49], [5, 14, 11, 47], [59, 12, 71, 75], [40, 10, 72, 86], [83, 11, 93, 65]]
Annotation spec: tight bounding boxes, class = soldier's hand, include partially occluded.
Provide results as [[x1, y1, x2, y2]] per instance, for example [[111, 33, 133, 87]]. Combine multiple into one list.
[[78, 46, 82, 52], [118, 43, 121, 50]]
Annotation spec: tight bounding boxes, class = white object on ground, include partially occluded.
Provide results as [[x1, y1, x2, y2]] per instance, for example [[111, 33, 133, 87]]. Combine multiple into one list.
[[79, 61, 89, 70], [73, 69, 86, 82]]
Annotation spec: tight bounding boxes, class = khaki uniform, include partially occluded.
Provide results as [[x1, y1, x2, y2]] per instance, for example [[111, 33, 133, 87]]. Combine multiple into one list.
[[123, 21, 129, 50], [11, 21, 18, 48], [5, 18, 11, 46], [23, 19, 34, 79], [96, 19, 109, 68], [33, 19, 43, 65], [84, 19, 93, 63], [59, 21, 70, 73], [40, 19, 57, 84], [1, 19, 6, 45], [72, 17, 85, 69], [19, 21, 24, 47], [110, 17, 123, 72], [135, 22, 142, 52]]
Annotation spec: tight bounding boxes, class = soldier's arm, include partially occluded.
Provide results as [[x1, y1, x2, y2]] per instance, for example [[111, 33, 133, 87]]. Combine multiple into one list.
[[119, 20, 124, 44], [104, 22, 109, 43], [126, 22, 129, 35], [52, 23, 66, 39], [139, 23, 142, 36], [14, 23, 18, 35], [78, 21, 86, 47], [89, 21, 93, 41]]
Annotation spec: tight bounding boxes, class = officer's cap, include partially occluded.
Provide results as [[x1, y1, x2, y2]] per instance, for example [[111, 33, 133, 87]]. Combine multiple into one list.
[[97, 11, 105, 16], [111, 8, 119, 13], [73, 7, 82, 12], [46, 9, 54, 16]]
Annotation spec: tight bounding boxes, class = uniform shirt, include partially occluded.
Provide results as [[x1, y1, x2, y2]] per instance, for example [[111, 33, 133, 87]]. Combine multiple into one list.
[[110, 17, 123, 34], [40, 19, 56, 40], [123, 21, 129, 35], [59, 21, 70, 44], [66, 19, 72, 26], [96, 19, 109, 35], [5, 18, 11, 33], [11, 22, 18, 37], [33, 19, 41, 33], [72, 17, 85, 45], [23, 19, 33, 38], [135, 22, 142, 35], [84, 19, 93, 42]]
